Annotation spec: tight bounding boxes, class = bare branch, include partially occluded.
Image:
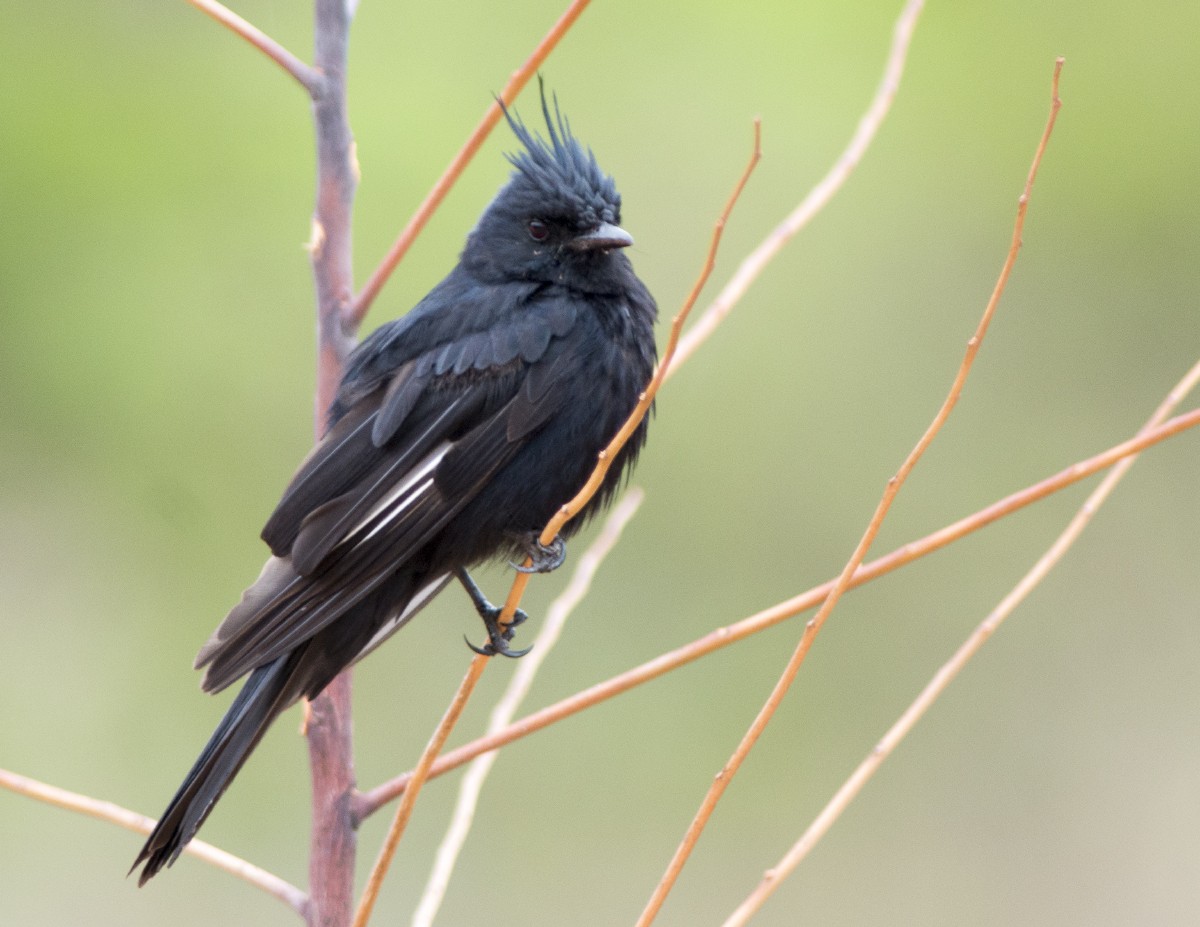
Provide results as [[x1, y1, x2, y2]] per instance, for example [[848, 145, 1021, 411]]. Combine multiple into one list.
[[306, 3, 360, 925], [669, 0, 926, 378], [0, 767, 308, 916], [409, 489, 645, 927], [722, 348, 1200, 927], [348, 0, 596, 327], [306, 673, 356, 927], [185, 0, 320, 95], [634, 54, 1064, 927]]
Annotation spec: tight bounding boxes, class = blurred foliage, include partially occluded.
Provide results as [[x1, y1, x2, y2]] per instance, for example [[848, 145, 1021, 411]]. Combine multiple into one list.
[[2, 1, 1198, 925]]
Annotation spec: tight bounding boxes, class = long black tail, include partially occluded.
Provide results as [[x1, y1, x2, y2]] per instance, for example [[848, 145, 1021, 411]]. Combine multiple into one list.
[[131, 653, 298, 885]]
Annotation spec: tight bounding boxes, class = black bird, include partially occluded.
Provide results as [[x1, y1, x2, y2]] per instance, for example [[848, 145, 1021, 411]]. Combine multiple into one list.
[[132, 91, 656, 884]]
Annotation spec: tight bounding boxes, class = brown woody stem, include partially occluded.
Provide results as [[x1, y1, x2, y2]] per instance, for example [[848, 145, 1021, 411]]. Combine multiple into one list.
[[306, 1, 360, 925]]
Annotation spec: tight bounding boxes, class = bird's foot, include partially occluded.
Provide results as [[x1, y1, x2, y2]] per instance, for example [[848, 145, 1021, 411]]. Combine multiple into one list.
[[464, 615, 531, 659], [464, 605, 530, 658], [511, 532, 567, 574], [457, 568, 532, 658]]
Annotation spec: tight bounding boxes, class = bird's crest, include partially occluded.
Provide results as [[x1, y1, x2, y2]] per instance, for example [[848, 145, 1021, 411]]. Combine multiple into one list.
[[500, 78, 621, 228]]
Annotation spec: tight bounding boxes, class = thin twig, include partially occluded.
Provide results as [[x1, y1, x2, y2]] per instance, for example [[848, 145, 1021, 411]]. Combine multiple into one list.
[[669, 0, 926, 378], [634, 56, 1064, 927], [721, 349, 1200, 927], [348, 0, 595, 326], [185, 0, 320, 95], [354, 403, 1200, 818], [352, 659, 490, 927], [410, 490, 645, 927], [0, 767, 308, 916]]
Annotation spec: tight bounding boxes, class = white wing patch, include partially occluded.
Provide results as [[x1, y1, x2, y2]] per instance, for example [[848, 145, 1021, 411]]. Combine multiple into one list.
[[344, 440, 452, 547]]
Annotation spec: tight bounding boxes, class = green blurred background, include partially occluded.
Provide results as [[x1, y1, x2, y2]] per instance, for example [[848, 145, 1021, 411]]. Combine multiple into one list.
[[2, 1, 1198, 924]]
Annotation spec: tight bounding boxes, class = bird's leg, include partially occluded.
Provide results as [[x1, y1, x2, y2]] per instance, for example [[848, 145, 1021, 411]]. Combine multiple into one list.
[[511, 532, 567, 574], [457, 567, 531, 658]]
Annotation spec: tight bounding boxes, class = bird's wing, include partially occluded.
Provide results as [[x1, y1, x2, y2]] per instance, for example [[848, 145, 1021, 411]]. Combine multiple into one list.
[[194, 295, 579, 693]]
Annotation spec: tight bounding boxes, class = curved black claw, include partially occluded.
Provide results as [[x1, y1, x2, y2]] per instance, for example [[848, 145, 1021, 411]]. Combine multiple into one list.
[[512, 533, 567, 574], [464, 633, 532, 659], [463, 604, 530, 658]]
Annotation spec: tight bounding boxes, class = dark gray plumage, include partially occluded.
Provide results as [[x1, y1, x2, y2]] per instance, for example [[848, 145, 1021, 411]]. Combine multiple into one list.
[[132, 89, 656, 884]]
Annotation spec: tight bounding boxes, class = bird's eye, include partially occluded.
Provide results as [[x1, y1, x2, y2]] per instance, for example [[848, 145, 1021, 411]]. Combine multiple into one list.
[[527, 219, 549, 242]]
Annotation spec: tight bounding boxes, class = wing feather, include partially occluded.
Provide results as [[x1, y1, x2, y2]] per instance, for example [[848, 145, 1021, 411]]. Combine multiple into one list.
[[199, 293, 583, 693], [261, 401, 380, 555], [289, 395, 477, 575], [200, 456, 467, 691], [371, 360, 422, 446]]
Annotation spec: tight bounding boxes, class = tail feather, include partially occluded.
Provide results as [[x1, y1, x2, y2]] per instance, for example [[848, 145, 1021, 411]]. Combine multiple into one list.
[[131, 653, 299, 884]]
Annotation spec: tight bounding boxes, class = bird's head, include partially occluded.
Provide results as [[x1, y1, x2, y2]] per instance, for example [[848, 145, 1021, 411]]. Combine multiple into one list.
[[462, 82, 635, 293]]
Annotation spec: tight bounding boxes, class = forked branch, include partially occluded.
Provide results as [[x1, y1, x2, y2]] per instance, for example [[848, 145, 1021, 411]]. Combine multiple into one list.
[[185, 0, 319, 94]]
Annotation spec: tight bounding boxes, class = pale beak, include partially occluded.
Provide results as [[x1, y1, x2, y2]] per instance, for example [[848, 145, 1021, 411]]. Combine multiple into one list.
[[568, 222, 633, 252]]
